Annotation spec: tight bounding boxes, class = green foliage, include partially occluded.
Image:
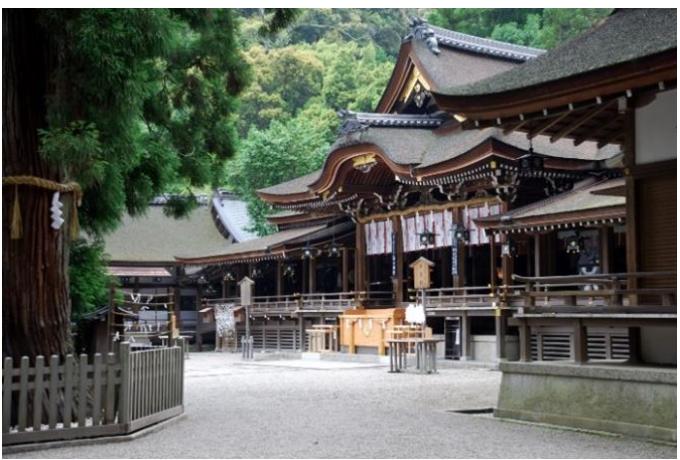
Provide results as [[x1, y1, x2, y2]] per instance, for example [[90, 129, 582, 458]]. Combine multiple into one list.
[[228, 117, 330, 235], [37, 9, 249, 235], [69, 239, 113, 320], [427, 8, 611, 48]]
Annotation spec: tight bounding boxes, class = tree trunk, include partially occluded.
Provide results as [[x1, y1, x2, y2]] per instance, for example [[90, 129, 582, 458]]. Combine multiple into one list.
[[2, 10, 72, 361]]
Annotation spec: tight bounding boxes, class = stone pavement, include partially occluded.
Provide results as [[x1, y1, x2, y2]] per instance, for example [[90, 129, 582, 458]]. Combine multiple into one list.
[[6, 353, 676, 458]]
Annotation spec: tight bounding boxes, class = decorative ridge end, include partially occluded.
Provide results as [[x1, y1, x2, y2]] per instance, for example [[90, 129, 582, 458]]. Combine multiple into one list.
[[405, 17, 441, 55]]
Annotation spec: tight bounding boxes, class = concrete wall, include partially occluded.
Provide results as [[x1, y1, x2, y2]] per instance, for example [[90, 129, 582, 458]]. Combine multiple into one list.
[[496, 362, 677, 442], [635, 89, 677, 165], [641, 326, 677, 365]]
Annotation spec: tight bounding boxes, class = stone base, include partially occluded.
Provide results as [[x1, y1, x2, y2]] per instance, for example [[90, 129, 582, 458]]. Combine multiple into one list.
[[496, 361, 677, 442]]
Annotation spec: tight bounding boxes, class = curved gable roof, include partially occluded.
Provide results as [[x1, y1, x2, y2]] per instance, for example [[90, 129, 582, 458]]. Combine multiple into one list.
[[434, 9, 676, 100]]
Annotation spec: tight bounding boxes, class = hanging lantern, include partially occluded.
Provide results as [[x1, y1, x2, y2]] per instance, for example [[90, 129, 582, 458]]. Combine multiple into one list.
[[328, 242, 341, 257], [223, 271, 235, 282], [283, 264, 296, 279], [565, 234, 585, 254], [419, 231, 435, 246], [302, 243, 315, 259], [453, 225, 470, 243]]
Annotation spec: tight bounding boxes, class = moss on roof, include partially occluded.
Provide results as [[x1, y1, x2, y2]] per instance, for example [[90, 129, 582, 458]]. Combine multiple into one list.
[[101, 205, 231, 262]]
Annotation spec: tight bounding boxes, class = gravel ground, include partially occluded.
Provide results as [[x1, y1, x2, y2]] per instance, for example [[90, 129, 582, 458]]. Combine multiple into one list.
[[7, 353, 675, 459]]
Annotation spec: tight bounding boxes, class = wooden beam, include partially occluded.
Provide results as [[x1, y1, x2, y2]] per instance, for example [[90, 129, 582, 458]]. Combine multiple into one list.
[[527, 111, 571, 139], [503, 119, 526, 135], [573, 113, 622, 146], [341, 248, 349, 293], [597, 129, 625, 149], [550, 99, 616, 142]]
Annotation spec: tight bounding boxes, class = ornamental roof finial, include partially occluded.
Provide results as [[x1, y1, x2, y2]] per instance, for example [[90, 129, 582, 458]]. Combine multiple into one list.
[[405, 17, 440, 55]]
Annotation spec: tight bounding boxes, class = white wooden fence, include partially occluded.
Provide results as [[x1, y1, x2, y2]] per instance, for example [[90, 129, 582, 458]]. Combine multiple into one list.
[[2, 341, 184, 446]]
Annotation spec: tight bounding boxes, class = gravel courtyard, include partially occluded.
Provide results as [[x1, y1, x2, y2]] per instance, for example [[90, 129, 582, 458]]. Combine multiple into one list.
[[7, 353, 676, 458]]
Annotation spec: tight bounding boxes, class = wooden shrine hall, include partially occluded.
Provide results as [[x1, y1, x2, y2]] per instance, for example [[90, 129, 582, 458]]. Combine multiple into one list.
[[174, 18, 630, 362]]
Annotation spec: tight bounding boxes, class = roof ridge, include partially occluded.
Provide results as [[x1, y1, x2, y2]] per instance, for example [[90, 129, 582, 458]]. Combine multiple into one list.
[[336, 110, 447, 135], [404, 17, 545, 61]]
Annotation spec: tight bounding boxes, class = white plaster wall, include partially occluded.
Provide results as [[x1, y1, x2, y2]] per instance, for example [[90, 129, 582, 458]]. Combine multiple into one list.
[[635, 89, 677, 165], [640, 326, 677, 365]]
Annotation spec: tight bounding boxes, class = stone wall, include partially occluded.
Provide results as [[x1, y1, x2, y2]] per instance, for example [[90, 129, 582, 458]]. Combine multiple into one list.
[[496, 361, 677, 442]]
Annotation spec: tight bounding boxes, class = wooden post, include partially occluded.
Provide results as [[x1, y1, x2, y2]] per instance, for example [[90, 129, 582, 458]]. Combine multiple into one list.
[[489, 240, 497, 289], [173, 265, 182, 332], [392, 216, 404, 306], [600, 226, 612, 274], [349, 320, 356, 354], [107, 283, 115, 352], [309, 257, 316, 294], [494, 310, 506, 362], [195, 287, 203, 352], [341, 248, 349, 293], [460, 313, 471, 360], [533, 234, 541, 277], [628, 327, 642, 364], [572, 320, 588, 364], [119, 342, 131, 426], [276, 260, 283, 296], [355, 222, 367, 293]]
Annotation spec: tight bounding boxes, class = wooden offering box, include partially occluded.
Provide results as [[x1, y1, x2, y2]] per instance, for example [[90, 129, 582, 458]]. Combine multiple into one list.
[[339, 307, 405, 355]]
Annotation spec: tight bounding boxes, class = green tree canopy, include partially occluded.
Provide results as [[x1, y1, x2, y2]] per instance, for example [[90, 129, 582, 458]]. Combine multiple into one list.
[[228, 117, 331, 235]]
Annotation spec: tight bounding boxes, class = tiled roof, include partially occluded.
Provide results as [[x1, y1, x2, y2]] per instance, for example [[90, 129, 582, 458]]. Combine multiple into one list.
[[257, 125, 619, 197], [438, 9, 676, 96], [427, 24, 544, 62], [211, 191, 257, 242], [477, 177, 625, 229]]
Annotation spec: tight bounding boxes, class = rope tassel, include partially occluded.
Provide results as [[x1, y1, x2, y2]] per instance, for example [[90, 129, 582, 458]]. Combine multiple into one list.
[[11, 186, 22, 240], [3, 175, 82, 240]]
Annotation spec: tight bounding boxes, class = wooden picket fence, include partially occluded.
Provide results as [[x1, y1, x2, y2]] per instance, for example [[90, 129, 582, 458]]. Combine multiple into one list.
[[2, 341, 184, 446]]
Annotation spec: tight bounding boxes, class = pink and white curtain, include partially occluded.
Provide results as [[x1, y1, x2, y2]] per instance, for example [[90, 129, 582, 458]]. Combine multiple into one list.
[[462, 202, 501, 245], [401, 209, 455, 253], [365, 219, 394, 255]]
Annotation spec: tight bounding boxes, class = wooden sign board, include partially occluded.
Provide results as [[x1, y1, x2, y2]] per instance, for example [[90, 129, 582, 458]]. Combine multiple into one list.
[[410, 257, 434, 290]]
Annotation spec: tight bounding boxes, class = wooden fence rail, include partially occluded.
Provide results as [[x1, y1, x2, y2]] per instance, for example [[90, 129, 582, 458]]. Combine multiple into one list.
[[2, 341, 184, 446]]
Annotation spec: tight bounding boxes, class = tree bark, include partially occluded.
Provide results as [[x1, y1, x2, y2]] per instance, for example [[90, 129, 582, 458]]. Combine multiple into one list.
[[3, 10, 72, 361]]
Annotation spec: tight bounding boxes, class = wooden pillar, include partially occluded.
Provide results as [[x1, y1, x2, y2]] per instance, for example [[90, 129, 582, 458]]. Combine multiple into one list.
[[195, 285, 203, 351], [501, 237, 514, 290], [453, 208, 466, 288], [572, 320, 588, 364], [494, 310, 507, 362], [628, 326, 642, 364], [308, 257, 316, 294], [173, 266, 182, 332], [355, 222, 367, 294], [301, 259, 308, 294], [341, 248, 349, 293], [600, 226, 612, 274], [533, 234, 541, 277], [392, 216, 404, 305], [276, 260, 283, 296], [489, 240, 497, 289], [460, 313, 471, 360]]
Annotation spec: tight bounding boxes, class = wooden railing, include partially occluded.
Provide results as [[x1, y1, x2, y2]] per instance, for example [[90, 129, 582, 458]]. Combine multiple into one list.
[[409, 285, 525, 313], [509, 272, 676, 363], [203, 290, 395, 317], [513, 272, 676, 312], [2, 341, 184, 446]]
